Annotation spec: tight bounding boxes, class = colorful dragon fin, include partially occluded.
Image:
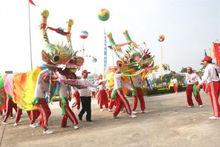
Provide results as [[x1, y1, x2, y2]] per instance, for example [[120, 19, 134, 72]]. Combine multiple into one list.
[[123, 30, 132, 43], [40, 10, 49, 44], [123, 30, 138, 49], [66, 19, 74, 45], [107, 32, 116, 46]]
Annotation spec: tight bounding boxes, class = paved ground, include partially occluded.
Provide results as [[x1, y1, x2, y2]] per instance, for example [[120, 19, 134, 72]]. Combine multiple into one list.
[[0, 91, 220, 147]]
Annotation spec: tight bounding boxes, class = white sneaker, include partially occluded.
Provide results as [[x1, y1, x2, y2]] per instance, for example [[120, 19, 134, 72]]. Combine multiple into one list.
[[129, 114, 137, 118], [29, 124, 37, 128], [187, 105, 193, 108], [199, 105, 203, 108], [43, 130, 54, 135], [113, 116, 119, 119], [209, 116, 220, 120], [13, 123, 18, 127], [141, 110, 145, 113], [35, 123, 39, 127], [100, 109, 104, 112], [2, 121, 7, 125], [132, 111, 137, 114], [108, 109, 112, 112], [73, 125, 79, 130]]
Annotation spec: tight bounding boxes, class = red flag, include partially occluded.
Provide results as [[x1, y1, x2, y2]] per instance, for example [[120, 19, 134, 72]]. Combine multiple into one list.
[[29, 0, 36, 6], [213, 42, 220, 66]]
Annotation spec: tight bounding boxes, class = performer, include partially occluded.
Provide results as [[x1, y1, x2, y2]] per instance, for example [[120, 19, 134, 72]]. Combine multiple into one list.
[[169, 76, 178, 93], [0, 85, 6, 117], [197, 56, 220, 119], [96, 74, 108, 111], [2, 74, 19, 126], [131, 75, 145, 113], [78, 70, 98, 122], [111, 70, 136, 119], [33, 69, 53, 134], [57, 72, 79, 129], [186, 67, 203, 108], [108, 89, 116, 112], [106, 68, 116, 112]]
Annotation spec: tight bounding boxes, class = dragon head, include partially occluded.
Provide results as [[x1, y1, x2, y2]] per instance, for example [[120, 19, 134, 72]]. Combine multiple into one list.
[[107, 30, 156, 79], [40, 10, 74, 66]]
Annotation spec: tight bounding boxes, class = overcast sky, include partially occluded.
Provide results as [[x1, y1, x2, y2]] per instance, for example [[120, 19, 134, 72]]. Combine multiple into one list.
[[0, 0, 220, 73]]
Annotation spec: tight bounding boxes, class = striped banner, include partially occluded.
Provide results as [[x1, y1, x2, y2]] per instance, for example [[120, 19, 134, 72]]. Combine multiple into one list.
[[104, 30, 107, 72]]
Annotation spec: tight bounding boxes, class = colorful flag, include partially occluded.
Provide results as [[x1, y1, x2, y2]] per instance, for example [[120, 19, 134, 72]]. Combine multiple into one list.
[[13, 67, 42, 111]]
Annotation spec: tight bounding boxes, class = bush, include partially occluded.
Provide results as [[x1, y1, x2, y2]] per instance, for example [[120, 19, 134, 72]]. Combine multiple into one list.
[[126, 85, 186, 96]]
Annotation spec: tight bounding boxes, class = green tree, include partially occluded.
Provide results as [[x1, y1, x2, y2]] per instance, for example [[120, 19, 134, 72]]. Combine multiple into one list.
[[180, 67, 187, 73]]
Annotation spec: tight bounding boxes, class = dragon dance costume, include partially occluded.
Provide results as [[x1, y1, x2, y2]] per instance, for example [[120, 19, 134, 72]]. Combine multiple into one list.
[[106, 30, 155, 118]]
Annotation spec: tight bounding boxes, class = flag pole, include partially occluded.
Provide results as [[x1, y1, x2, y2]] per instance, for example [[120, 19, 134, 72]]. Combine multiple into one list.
[[28, 1, 33, 70]]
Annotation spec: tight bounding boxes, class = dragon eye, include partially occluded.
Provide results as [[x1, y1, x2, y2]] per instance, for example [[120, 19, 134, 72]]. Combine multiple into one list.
[[52, 55, 60, 63], [116, 60, 124, 68]]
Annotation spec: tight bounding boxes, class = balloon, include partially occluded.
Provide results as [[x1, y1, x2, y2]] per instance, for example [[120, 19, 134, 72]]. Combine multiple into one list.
[[80, 31, 88, 39], [98, 8, 110, 21], [158, 34, 165, 42]]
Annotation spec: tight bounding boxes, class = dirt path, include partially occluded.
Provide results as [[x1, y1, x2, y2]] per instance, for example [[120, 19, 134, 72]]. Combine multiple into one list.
[[1, 92, 220, 147]]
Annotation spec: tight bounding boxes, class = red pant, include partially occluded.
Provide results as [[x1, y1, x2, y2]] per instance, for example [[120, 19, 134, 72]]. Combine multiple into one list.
[[15, 108, 22, 123], [35, 99, 51, 129], [3, 98, 17, 122], [97, 89, 108, 109], [73, 91, 80, 110], [113, 89, 132, 117], [27, 110, 40, 124], [206, 81, 220, 117], [109, 99, 116, 110], [132, 88, 145, 111], [59, 100, 78, 127], [186, 85, 203, 106], [173, 84, 178, 93]]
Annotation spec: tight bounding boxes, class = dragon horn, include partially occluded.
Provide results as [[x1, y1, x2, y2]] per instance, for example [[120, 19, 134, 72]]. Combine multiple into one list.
[[66, 19, 74, 44], [123, 30, 138, 49], [40, 10, 49, 44], [107, 32, 116, 46], [123, 30, 132, 43]]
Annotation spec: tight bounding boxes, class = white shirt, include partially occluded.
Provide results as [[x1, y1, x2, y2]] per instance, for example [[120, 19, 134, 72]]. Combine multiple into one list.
[[34, 69, 50, 98], [186, 73, 200, 85], [96, 79, 106, 90], [78, 78, 98, 97], [132, 75, 143, 88], [172, 79, 178, 84], [114, 74, 122, 89], [200, 64, 220, 84], [113, 73, 132, 90]]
